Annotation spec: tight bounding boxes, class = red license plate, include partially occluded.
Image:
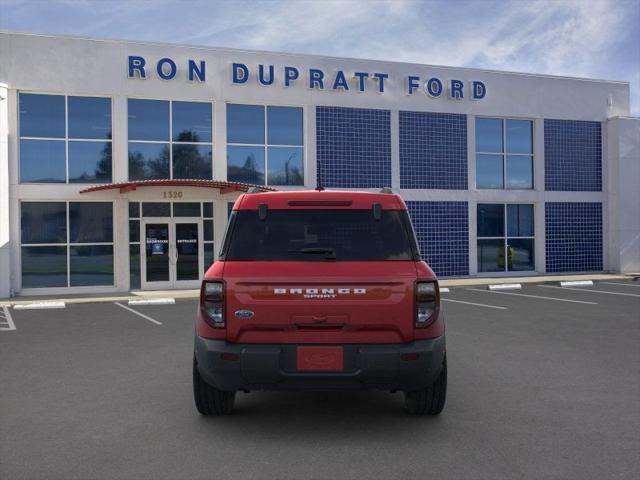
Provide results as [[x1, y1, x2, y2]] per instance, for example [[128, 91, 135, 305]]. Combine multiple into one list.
[[296, 346, 344, 371]]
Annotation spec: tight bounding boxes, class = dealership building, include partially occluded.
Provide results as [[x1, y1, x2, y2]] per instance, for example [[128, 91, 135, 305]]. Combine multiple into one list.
[[0, 31, 638, 297]]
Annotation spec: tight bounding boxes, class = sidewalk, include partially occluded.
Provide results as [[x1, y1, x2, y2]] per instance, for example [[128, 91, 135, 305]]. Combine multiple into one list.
[[0, 273, 636, 307]]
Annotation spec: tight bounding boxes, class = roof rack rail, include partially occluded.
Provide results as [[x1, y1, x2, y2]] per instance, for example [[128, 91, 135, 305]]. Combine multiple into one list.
[[379, 187, 393, 194], [246, 186, 263, 194]]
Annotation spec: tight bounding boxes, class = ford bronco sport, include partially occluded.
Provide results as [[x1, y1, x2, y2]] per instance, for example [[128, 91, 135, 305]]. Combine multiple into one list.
[[193, 189, 446, 415]]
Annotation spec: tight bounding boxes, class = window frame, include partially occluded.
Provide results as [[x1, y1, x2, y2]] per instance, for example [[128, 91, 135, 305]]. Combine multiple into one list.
[[475, 116, 534, 190], [476, 202, 536, 273], [18, 92, 114, 184], [127, 98, 215, 180], [226, 102, 306, 186], [19, 200, 115, 289]]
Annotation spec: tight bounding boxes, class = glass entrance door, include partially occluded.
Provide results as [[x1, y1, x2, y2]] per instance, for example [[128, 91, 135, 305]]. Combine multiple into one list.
[[141, 218, 202, 289]]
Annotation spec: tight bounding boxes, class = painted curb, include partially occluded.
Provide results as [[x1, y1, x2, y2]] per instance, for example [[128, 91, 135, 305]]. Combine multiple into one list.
[[488, 284, 522, 291], [560, 280, 594, 287], [128, 298, 176, 306], [14, 302, 66, 310]]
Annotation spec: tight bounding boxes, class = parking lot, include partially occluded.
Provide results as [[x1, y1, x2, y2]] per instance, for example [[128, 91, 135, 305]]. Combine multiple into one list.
[[1, 280, 639, 480]]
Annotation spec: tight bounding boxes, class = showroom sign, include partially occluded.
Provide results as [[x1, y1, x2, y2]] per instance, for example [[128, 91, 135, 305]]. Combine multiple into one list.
[[127, 56, 486, 100]]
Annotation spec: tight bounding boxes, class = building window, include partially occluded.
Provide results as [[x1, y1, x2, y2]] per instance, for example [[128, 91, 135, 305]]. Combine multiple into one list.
[[21, 202, 114, 288], [477, 203, 535, 272], [226, 104, 304, 186], [203, 202, 215, 273], [19, 93, 112, 184], [128, 99, 213, 181], [476, 118, 533, 189]]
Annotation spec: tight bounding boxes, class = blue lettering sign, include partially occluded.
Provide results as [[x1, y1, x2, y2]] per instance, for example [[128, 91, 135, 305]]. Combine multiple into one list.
[[449, 79, 464, 99], [156, 58, 177, 80], [309, 69, 325, 89], [353, 72, 368, 92], [188, 60, 205, 82], [332, 70, 349, 91], [232, 63, 249, 84], [128, 56, 146, 79], [425, 77, 443, 97], [258, 64, 275, 86], [284, 66, 299, 87], [473, 81, 486, 99], [407, 75, 420, 95], [373, 73, 388, 93]]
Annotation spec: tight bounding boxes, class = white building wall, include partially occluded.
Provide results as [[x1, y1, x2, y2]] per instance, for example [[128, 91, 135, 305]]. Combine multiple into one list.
[[0, 32, 637, 296]]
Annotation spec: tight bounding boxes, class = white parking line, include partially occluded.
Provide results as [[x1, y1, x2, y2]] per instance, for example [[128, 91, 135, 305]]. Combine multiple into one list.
[[114, 302, 163, 325], [467, 288, 598, 305], [539, 285, 640, 297], [0, 306, 16, 331], [601, 282, 640, 288], [442, 298, 507, 310]]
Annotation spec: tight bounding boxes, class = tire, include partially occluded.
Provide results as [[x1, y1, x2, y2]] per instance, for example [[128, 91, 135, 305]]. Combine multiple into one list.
[[404, 355, 447, 415], [193, 356, 236, 416]]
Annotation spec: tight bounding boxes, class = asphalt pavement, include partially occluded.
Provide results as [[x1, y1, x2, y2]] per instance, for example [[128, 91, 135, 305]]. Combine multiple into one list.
[[1, 280, 639, 479]]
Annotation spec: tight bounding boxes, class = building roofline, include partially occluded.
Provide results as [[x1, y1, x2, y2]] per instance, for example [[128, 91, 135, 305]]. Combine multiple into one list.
[[0, 29, 631, 86]]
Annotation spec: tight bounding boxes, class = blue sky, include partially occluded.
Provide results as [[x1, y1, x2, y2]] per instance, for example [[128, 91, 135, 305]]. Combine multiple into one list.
[[1, 0, 638, 114]]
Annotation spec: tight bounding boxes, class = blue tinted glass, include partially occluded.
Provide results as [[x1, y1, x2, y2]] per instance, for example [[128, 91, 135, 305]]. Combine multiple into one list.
[[128, 142, 170, 180], [69, 202, 113, 243], [68, 96, 112, 139], [203, 202, 213, 218], [173, 102, 212, 143], [21, 246, 68, 288], [130, 244, 141, 290], [477, 239, 505, 272], [19, 93, 65, 138], [128, 99, 169, 141], [267, 146, 304, 185], [476, 154, 503, 189], [70, 245, 114, 286], [172, 144, 212, 179], [476, 118, 503, 153], [20, 139, 66, 183], [21, 202, 67, 244], [204, 220, 214, 241], [507, 204, 534, 237], [506, 120, 532, 154], [227, 104, 264, 144], [130, 220, 140, 242], [506, 155, 533, 189], [507, 238, 534, 271], [267, 106, 303, 145], [477, 204, 504, 237], [227, 146, 265, 184], [68, 141, 112, 183]]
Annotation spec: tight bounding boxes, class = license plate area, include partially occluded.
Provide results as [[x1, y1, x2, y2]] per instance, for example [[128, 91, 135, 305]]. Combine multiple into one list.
[[296, 346, 344, 371]]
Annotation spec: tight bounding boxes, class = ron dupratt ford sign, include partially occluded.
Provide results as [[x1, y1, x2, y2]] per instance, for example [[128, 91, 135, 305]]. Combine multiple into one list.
[[127, 56, 487, 100]]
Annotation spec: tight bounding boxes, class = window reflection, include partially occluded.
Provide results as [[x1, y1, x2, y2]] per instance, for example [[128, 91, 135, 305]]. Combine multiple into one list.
[[68, 96, 112, 139], [172, 144, 212, 179], [19, 94, 65, 138], [172, 102, 212, 143], [267, 147, 304, 185], [68, 141, 112, 183], [20, 139, 66, 183], [227, 146, 265, 184], [128, 143, 170, 180]]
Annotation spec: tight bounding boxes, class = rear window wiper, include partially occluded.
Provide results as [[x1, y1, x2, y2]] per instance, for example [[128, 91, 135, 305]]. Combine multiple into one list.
[[287, 247, 337, 260]]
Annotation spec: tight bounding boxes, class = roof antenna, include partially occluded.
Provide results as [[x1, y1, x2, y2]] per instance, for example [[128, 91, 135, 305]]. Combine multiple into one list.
[[316, 162, 324, 191]]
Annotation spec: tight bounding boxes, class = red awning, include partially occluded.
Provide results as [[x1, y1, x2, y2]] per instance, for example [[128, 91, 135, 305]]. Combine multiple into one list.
[[79, 179, 276, 194]]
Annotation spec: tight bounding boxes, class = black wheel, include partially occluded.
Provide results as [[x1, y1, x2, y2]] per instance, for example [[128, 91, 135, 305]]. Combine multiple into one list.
[[193, 356, 236, 416], [404, 355, 447, 415]]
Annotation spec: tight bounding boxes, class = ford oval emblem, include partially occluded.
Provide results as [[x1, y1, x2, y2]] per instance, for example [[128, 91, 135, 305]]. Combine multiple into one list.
[[234, 310, 254, 318]]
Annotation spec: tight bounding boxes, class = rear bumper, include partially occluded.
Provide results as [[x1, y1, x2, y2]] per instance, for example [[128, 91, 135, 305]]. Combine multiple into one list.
[[194, 336, 445, 392]]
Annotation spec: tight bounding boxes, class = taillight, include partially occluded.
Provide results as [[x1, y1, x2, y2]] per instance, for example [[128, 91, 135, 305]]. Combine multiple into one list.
[[415, 280, 439, 328], [201, 281, 225, 328]]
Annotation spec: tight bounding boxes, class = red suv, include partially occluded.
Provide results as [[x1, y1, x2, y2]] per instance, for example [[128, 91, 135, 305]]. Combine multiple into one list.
[[193, 189, 446, 415]]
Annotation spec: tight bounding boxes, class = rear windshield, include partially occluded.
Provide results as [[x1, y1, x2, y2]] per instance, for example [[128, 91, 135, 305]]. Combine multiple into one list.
[[222, 209, 419, 261]]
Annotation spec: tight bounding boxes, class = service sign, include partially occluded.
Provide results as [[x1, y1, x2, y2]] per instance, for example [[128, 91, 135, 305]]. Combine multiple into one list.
[[127, 56, 486, 100]]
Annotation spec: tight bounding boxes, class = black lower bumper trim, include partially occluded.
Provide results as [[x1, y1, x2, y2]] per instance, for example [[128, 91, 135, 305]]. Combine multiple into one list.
[[194, 336, 445, 392]]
